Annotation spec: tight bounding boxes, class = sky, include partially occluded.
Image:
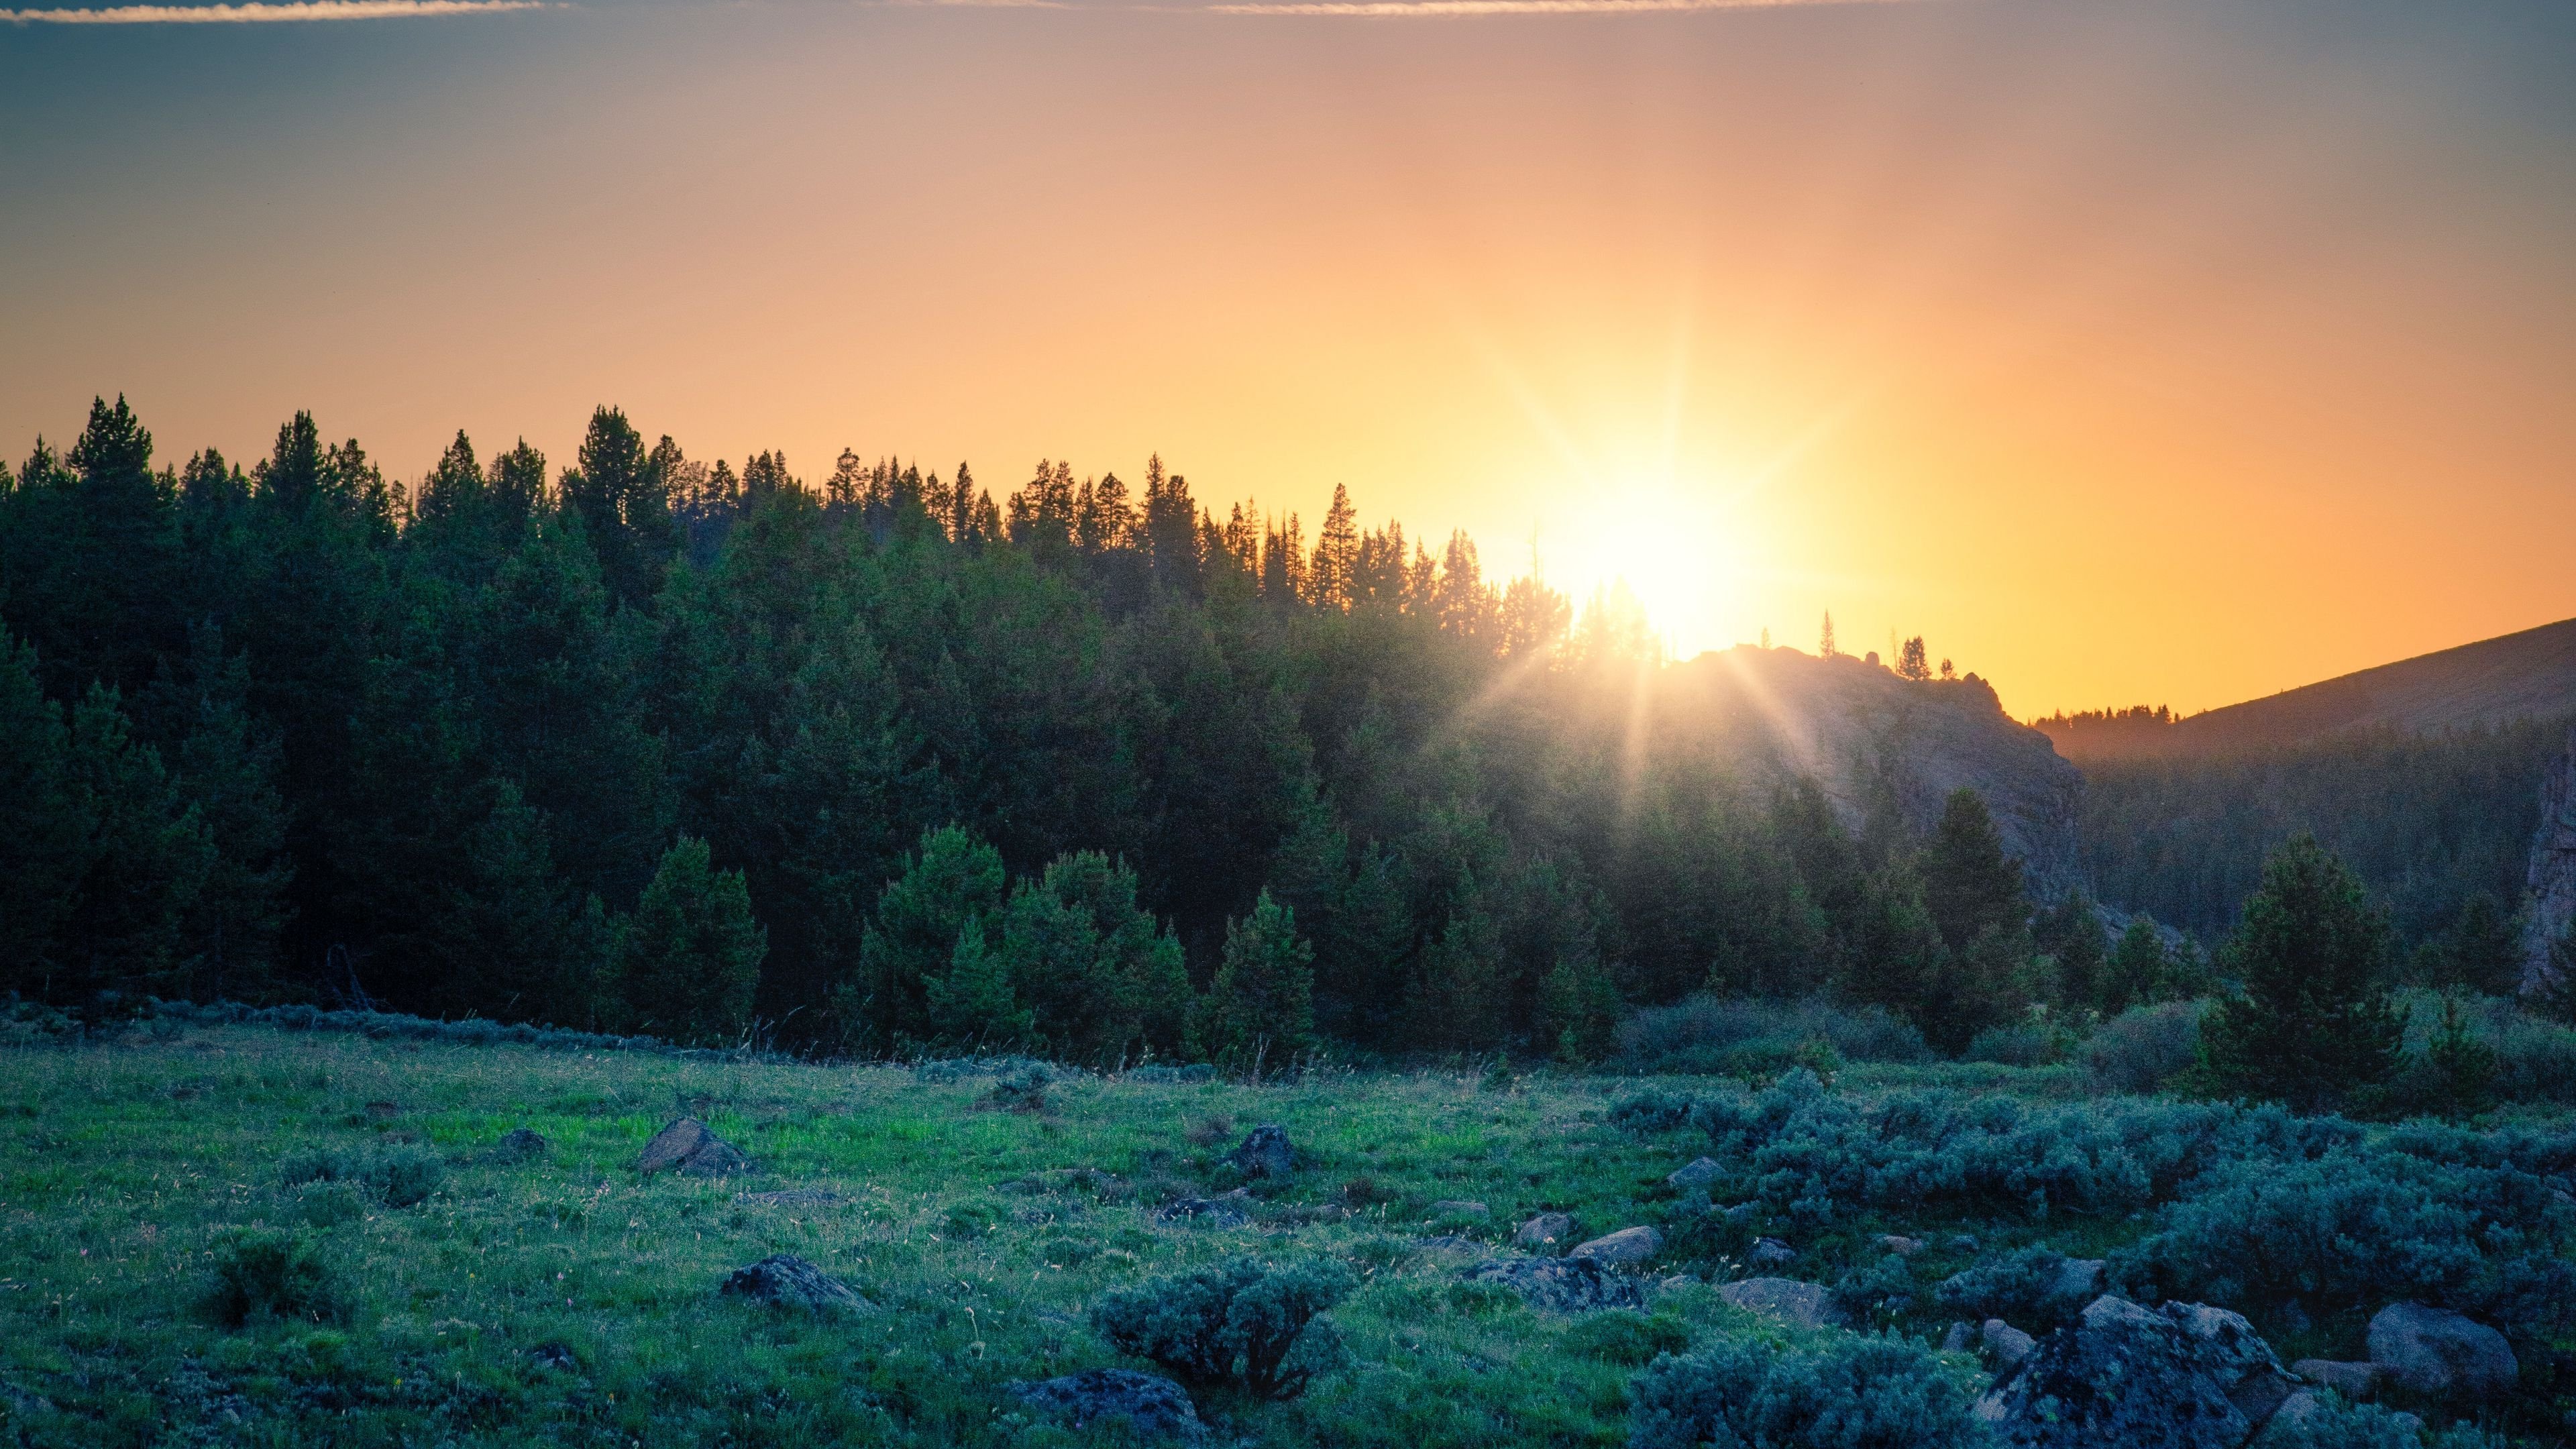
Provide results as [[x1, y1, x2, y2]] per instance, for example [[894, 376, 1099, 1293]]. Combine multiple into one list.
[[3, 0, 2571, 718]]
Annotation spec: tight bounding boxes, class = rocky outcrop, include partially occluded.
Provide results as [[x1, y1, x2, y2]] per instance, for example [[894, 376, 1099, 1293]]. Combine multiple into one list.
[[1514, 1212, 1576, 1252], [720, 1254, 870, 1314], [639, 1118, 749, 1177], [1008, 1369, 1205, 1443], [1226, 1124, 1295, 1178], [1569, 1226, 1664, 1265], [1459, 1255, 1642, 1312], [1975, 1296, 2292, 1448], [1717, 1277, 1845, 1330], [2526, 727, 2576, 994]]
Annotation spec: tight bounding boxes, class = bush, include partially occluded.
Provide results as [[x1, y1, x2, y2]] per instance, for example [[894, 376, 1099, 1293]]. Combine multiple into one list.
[[1618, 997, 1931, 1074], [1962, 1023, 2055, 1067], [2254, 1393, 2449, 1449], [1091, 1258, 1354, 1399], [1627, 1333, 1986, 1449], [1933, 1246, 2094, 1327], [1562, 1309, 1690, 1365], [280, 1146, 444, 1209], [206, 1230, 350, 1327], [2084, 1001, 2205, 1093]]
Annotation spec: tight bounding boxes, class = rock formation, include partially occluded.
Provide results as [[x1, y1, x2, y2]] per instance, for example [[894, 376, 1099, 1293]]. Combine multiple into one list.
[[2525, 727, 2576, 993]]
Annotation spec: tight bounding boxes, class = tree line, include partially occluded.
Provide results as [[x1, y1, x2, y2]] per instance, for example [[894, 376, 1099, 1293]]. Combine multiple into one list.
[[5, 395, 2221, 1062]]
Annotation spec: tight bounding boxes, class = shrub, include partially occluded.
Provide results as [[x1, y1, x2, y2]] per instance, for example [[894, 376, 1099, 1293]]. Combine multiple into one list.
[[1962, 1023, 2055, 1067], [207, 1230, 350, 1327], [1718, 1035, 1843, 1089], [1627, 1333, 1986, 1449], [1933, 1246, 2094, 1327], [1619, 997, 1931, 1075], [1562, 1309, 1690, 1365], [2084, 1001, 2205, 1093], [296, 1180, 368, 1228], [2254, 1393, 2445, 1449], [281, 1146, 443, 1209], [1091, 1258, 1354, 1399]]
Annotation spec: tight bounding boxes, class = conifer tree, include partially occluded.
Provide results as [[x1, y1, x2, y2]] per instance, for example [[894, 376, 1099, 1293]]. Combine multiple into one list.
[[158, 628, 292, 1002], [0, 633, 86, 994], [612, 836, 765, 1046], [2105, 917, 2172, 1006], [1309, 483, 1359, 609], [1195, 890, 1317, 1069], [1919, 788, 2026, 952], [1000, 851, 1191, 1064], [60, 684, 214, 1010], [924, 922, 1033, 1046], [1819, 610, 1836, 657], [1538, 949, 1623, 1064], [856, 825, 1009, 1044], [2035, 892, 2110, 1012], [2197, 834, 2402, 1111], [1896, 636, 1931, 682], [2428, 892, 2522, 998]]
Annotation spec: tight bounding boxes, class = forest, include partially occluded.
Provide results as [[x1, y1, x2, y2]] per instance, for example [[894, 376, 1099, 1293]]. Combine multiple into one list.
[[1, 394, 2101, 1065]]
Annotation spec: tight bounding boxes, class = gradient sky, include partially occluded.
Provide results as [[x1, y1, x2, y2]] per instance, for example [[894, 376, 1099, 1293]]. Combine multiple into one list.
[[4, 0, 2571, 716]]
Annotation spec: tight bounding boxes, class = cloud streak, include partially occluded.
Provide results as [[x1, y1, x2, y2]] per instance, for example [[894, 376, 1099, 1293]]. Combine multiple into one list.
[[1207, 0, 1892, 13], [2, 0, 541, 21]]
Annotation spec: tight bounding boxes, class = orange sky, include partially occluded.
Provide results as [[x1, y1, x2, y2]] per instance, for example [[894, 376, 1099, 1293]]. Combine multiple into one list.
[[3, 0, 2571, 716]]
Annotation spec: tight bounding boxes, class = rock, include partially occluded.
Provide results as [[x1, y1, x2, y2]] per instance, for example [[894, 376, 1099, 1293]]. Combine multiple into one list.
[[1717, 1277, 1847, 1330], [2367, 1302, 2517, 1399], [1876, 1234, 1925, 1256], [1226, 1124, 1294, 1178], [2277, 1298, 2312, 1335], [1414, 1234, 1483, 1252], [1723, 1202, 1764, 1223], [639, 1118, 750, 1177], [1982, 1319, 2037, 1368], [1008, 1368, 1205, 1444], [1514, 1212, 1577, 1252], [1569, 1226, 1664, 1265], [1942, 1321, 1978, 1352], [1428, 1199, 1491, 1220], [1667, 1157, 1723, 1195], [720, 1254, 869, 1315], [2048, 1258, 2104, 1304], [1747, 1237, 1797, 1269], [2291, 1359, 2381, 1400], [528, 1342, 578, 1372], [1155, 1188, 1254, 1227], [2267, 1389, 2326, 1431], [1974, 1295, 2292, 1449], [1459, 1254, 1644, 1312], [492, 1126, 547, 1161]]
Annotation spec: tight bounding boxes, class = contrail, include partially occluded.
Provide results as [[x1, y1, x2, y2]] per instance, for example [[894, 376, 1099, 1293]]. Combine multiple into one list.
[[3, 0, 543, 21]]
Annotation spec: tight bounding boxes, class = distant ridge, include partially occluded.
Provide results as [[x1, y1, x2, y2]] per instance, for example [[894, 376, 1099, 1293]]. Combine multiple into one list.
[[2038, 616, 2576, 760]]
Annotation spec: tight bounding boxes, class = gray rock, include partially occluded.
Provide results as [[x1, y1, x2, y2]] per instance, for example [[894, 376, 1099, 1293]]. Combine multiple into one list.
[[1514, 1212, 1577, 1252], [1717, 1277, 1845, 1330], [1226, 1124, 1295, 1178], [1156, 1188, 1254, 1227], [1667, 1157, 1723, 1195], [720, 1254, 869, 1314], [1974, 1295, 2292, 1449], [1570, 1226, 1664, 1265], [2048, 1258, 2104, 1304], [1941, 1321, 1978, 1352], [1876, 1234, 1926, 1256], [2291, 1359, 2381, 1400], [492, 1126, 548, 1161], [1428, 1199, 1491, 1220], [1747, 1237, 1797, 1269], [1460, 1254, 1644, 1313], [1008, 1368, 1205, 1444], [639, 1118, 749, 1177], [1415, 1234, 1483, 1252], [2367, 1301, 2517, 1399], [1982, 1319, 2037, 1368]]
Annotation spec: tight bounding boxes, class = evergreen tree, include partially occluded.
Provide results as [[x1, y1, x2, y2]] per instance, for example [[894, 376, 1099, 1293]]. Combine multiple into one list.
[[1000, 851, 1191, 1064], [2105, 917, 2173, 1006], [2197, 835, 2403, 1111], [612, 836, 765, 1046], [58, 684, 214, 1010], [2422, 891, 2522, 997], [2035, 892, 2111, 1012], [1538, 949, 1623, 1064], [1194, 890, 1316, 1069], [1919, 788, 2026, 952], [1819, 610, 1836, 657], [559, 407, 676, 608], [2, 396, 185, 701], [156, 627, 292, 1002], [0, 633, 85, 994], [923, 921, 1033, 1046], [1896, 636, 1931, 682], [855, 825, 1009, 1044], [1308, 484, 1358, 609]]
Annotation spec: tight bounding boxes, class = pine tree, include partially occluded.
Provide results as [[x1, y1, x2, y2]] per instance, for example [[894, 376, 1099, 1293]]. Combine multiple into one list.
[[612, 837, 766, 1046], [855, 825, 1009, 1044], [1896, 636, 1931, 682], [2105, 917, 2172, 1006], [2197, 835, 2402, 1112], [59, 684, 214, 1010], [158, 628, 292, 1002], [2429, 892, 2522, 998], [1195, 890, 1317, 1070], [1309, 484, 1359, 609], [1000, 851, 1192, 1064], [0, 633, 87, 996], [924, 922, 1034, 1047], [1919, 788, 2026, 953], [1819, 610, 1836, 657], [2035, 892, 2111, 1012], [1538, 949, 1623, 1064]]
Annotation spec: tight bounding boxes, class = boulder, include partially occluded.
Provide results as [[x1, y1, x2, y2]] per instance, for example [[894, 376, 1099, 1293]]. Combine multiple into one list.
[[1570, 1226, 1664, 1265], [1876, 1234, 1926, 1256], [1941, 1321, 1978, 1352], [2366, 1302, 2517, 1399], [1459, 1254, 1643, 1313], [720, 1254, 869, 1315], [1514, 1212, 1577, 1252], [1974, 1296, 2292, 1449], [1667, 1157, 1723, 1195], [1747, 1237, 1797, 1269], [1982, 1319, 2037, 1369], [1226, 1124, 1295, 1178], [639, 1118, 749, 1177], [1155, 1188, 1254, 1227], [2048, 1258, 2105, 1305], [1428, 1199, 1491, 1220], [1008, 1368, 1205, 1444], [492, 1126, 548, 1161], [1717, 1277, 1846, 1330], [2290, 1359, 2381, 1400]]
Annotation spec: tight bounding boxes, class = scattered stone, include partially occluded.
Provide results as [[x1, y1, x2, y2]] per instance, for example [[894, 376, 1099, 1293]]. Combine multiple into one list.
[[1974, 1296, 2293, 1449], [1514, 1212, 1577, 1252], [735, 1188, 848, 1209], [2367, 1302, 2518, 1399], [1008, 1369, 1205, 1444], [720, 1254, 870, 1315], [1226, 1124, 1295, 1178], [1459, 1254, 1644, 1312], [491, 1126, 548, 1161], [1876, 1234, 1925, 1256], [1717, 1277, 1846, 1330], [2291, 1359, 2381, 1400], [639, 1118, 750, 1177], [1983, 1319, 2037, 1369], [1570, 1226, 1664, 1265], [1747, 1237, 1797, 1269], [1666, 1157, 1723, 1195], [1156, 1188, 1254, 1227], [1428, 1199, 1491, 1220], [2267, 1389, 2326, 1432], [1942, 1322, 1978, 1352]]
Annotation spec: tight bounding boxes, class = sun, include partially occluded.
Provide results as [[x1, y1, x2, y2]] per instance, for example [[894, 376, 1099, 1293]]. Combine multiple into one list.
[[1544, 476, 1754, 661]]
